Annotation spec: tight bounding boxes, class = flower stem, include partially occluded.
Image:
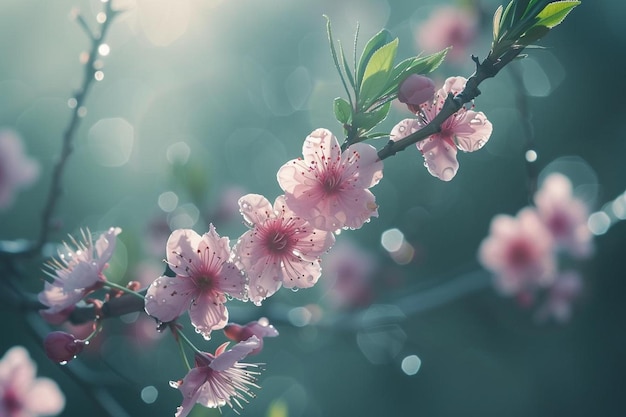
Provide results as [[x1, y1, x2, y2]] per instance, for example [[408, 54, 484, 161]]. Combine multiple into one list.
[[104, 281, 145, 301], [175, 329, 205, 356]]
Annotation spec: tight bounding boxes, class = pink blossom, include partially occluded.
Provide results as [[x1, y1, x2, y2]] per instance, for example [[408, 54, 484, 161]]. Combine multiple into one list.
[[38, 227, 121, 317], [234, 194, 335, 305], [145, 225, 246, 339], [170, 337, 261, 416], [479, 208, 556, 296], [534, 173, 593, 258], [535, 271, 583, 323], [277, 128, 383, 231], [223, 317, 279, 354], [321, 239, 377, 309], [0, 346, 65, 417], [416, 6, 478, 62], [398, 74, 436, 113], [0, 130, 40, 209], [390, 76, 492, 181]]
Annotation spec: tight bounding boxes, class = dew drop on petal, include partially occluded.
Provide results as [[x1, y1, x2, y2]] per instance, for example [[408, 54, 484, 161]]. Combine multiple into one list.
[[440, 167, 455, 181]]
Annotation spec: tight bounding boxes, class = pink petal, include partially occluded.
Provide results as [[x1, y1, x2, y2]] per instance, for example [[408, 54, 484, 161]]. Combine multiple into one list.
[[441, 76, 467, 96], [200, 224, 231, 263], [166, 229, 203, 277], [25, 378, 65, 415], [236, 231, 284, 305], [210, 337, 260, 372], [238, 194, 273, 226], [144, 276, 196, 323], [301, 128, 340, 167], [453, 111, 492, 152], [38, 282, 84, 313], [95, 227, 121, 268], [188, 291, 229, 339], [62, 261, 99, 291], [390, 119, 421, 142], [346, 143, 383, 188], [417, 135, 459, 181], [280, 252, 323, 289], [174, 368, 207, 417], [216, 262, 247, 300]]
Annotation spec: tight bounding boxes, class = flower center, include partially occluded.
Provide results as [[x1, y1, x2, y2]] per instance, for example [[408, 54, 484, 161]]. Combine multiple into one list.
[[321, 171, 342, 194], [547, 212, 570, 237], [3, 389, 22, 413], [268, 232, 289, 252], [195, 275, 215, 292], [506, 240, 533, 268]]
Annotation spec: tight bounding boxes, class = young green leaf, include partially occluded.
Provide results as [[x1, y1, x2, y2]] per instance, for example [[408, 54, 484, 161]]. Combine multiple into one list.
[[339, 41, 356, 90], [359, 38, 399, 110], [356, 29, 392, 88], [534, 0, 580, 29], [353, 101, 391, 133], [333, 97, 352, 125], [493, 5, 504, 41]]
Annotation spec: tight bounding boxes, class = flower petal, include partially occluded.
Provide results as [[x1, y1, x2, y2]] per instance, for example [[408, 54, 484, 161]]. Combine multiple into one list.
[[188, 291, 229, 339], [390, 118, 421, 142], [417, 135, 459, 181], [145, 276, 196, 322], [210, 337, 260, 372], [166, 229, 203, 277], [25, 378, 65, 415], [453, 111, 492, 152], [238, 194, 273, 226]]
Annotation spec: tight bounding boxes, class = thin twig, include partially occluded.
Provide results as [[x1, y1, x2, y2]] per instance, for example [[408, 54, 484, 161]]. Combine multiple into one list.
[[31, 1, 118, 255]]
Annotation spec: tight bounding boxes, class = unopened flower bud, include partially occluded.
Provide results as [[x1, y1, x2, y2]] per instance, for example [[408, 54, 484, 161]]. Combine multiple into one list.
[[44, 331, 85, 363], [398, 74, 436, 112]]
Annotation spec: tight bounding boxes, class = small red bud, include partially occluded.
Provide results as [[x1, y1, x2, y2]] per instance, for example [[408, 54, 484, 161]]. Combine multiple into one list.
[[44, 331, 85, 363]]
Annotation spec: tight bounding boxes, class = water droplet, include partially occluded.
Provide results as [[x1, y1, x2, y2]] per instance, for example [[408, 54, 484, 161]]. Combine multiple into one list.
[[440, 167, 455, 181], [83, 340, 90, 346], [60, 361, 68, 366], [291, 287, 299, 292]]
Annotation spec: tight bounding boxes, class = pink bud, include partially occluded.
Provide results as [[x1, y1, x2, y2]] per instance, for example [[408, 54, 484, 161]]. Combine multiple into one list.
[[398, 74, 436, 112], [43, 331, 85, 363]]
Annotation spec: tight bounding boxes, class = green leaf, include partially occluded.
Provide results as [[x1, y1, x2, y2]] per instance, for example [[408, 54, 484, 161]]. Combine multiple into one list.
[[359, 38, 399, 110], [518, 24, 550, 45], [353, 101, 391, 132], [535, 0, 580, 29], [512, 0, 532, 23], [499, 0, 516, 35], [333, 97, 352, 124], [325, 16, 352, 105], [493, 5, 504, 41], [356, 29, 392, 88], [380, 49, 448, 98], [339, 41, 356, 90]]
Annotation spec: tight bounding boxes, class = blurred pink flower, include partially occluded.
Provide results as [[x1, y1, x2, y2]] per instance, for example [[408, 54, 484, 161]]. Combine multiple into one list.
[[479, 208, 556, 296], [170, 337, 261, 416], [534, 173, 593, 259], [0, 130, 40, 210], [277, 128, 383, 231], [535, 271, 583, 323], [234, 194, 335, 305], [223, 317, 279, 355], [416, 6, 478, 62], [145, 226, 246, 339], [39, 227, 121, 318], [0, 346, 65, 417], [398, 74, 436, 113], [390, 76, 492, 181], [322, 239, 377, 309]]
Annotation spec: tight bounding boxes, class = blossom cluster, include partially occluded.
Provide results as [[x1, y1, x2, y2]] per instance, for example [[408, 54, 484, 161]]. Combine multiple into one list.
[[479, 173, 592, 322]]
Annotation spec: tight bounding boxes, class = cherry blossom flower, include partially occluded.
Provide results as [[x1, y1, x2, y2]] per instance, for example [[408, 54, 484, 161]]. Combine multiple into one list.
[[145, 225, 245, 339], [534, 173, 593, 258], [390, 76, 492, 181], [535, 271, 583, 323], [170, 337, 261, 416], [223, 317, 279, 354], [234, 194, 335, 305], [0, 346, 65, 417], [479, 208, 556, 296], [416, 6, 478, 62], [38, 227, 121, 319], [321, 239, 377, 309], [0, 129, 40, 210], [277, 128, 383, 231]]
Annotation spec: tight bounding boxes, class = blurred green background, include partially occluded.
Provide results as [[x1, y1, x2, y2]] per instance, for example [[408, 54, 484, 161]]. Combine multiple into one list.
[[1, 0, 626, 416]]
